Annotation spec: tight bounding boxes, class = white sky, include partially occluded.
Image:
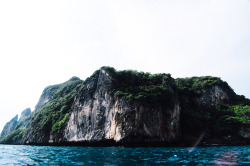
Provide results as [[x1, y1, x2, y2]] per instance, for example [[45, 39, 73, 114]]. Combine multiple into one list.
[[0, 0, 250, 132]]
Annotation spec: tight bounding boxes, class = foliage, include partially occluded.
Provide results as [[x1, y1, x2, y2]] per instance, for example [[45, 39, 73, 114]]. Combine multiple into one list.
[[0, 78, 83, 144], [176, 75, 250, 137], [106, 67, 176, 105], [52, 113, 70, 134], [224, 105, 250, 124], [1, 67, 249, 144], [211, 104, 250, 136], [176, 76, 231, 95], [181, 102, 250, 137], [15, 114, 32, 129], [0, 127, 25, 144], [30, 78, 83, 136]]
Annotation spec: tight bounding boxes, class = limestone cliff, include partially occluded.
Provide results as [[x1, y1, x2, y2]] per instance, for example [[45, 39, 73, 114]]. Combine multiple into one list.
[[1, 67, 249, 146], [33, 86, 56, 112], [0, 115, 18, 137], [23, 77, 83, 144], [64, 67, 180, 143], [19, 108, 31, 122], [0, 108, 31, 144], [176, 77, 250, 144]]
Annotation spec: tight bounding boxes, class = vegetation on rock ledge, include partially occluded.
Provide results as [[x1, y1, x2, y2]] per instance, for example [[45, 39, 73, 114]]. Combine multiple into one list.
[[29, 77, 83, 137], [105, 67, 176, 105], [0, 77, 83, 144], [176, 76, 232, 95], [0, 67, 249, 145]]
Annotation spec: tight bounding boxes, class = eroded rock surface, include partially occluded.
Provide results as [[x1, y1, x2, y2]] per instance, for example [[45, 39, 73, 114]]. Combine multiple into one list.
[[65, 67, 180, 142], [0, 115, 18, 137]]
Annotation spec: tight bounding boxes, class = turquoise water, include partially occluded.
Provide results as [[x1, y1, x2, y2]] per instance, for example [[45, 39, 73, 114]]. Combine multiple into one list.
[[0, 145, 249, 165]]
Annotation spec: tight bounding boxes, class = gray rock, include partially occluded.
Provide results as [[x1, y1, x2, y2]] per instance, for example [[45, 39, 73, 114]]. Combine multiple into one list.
[[0, 114, 18, 137], [19, 108, 31, 122], [64, 67, 180, 142]]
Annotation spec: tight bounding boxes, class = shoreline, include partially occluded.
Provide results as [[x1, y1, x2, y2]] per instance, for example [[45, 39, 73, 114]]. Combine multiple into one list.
[[1, 139, 249, 147]]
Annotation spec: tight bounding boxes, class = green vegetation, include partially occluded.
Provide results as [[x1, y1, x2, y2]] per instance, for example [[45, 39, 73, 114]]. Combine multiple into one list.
[[15, 114, 32, 129], [106, 67, 176, 105], [106, 68, 250, 138], [0, 110, 32, 144], [181, 102, 250, 137], [224, 105, 250, 124], [1, 77, 83, 144], [0, 127, 25, 144], [52, 113, 70, 134], [176, 76, 231, 95], [0, 77, 83, 144], [176, 76, 249, 138], [211, 104, 250, 136], [30, 78, 83, 136], [1, 67, 249, 144]]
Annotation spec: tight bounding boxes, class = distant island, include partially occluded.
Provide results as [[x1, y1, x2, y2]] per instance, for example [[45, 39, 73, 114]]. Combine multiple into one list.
[[0, 66, 249, 146]]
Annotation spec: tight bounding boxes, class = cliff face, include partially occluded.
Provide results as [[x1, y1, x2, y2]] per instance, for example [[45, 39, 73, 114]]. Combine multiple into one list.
[[179, 85, 233, 137], [0, 108, 31, 144], [64, 67, 180, 143], [19, 108, 31, 122], [1, 67, 249, 145], [0, 115, 18, 137], [33, 86, 57, 113], [198, 85, 233, 106], [176, 77, 250, 144], [24, 77, 83, 144]]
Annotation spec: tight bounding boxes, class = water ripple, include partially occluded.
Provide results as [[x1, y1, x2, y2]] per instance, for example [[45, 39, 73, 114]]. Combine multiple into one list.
[[0, 145, 249, 165]]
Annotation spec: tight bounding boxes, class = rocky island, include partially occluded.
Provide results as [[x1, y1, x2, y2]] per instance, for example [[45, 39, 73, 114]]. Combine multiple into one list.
[[0, 67, 249, 146]]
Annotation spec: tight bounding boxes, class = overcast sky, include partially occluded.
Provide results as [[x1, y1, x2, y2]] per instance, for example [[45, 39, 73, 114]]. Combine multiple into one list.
[[0, 0, 250, 132]]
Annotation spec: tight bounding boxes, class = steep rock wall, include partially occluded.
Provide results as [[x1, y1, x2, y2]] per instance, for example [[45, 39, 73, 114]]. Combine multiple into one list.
[[0, 115, 18, 137], [198, 85, 234, 106], [23, 77, 83, 144], [19, 108, 31, 122], [1, 67, 249, 146], [33, 85, 57, 112], [64, 67, 180, 143]]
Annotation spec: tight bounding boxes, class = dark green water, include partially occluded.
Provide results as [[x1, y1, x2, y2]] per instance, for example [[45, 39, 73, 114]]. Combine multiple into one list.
[[0, 145, 249, 165]]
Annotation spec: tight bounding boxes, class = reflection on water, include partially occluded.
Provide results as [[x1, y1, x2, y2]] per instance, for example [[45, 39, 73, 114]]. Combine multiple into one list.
[[0, 145, 249, 165], [215, 152, 238, 166]]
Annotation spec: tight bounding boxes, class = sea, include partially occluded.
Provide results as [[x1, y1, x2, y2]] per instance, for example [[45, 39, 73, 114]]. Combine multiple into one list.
[[0, 145, 249, 165]]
